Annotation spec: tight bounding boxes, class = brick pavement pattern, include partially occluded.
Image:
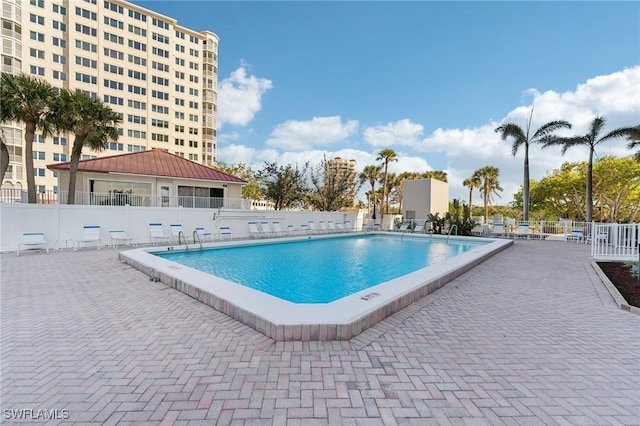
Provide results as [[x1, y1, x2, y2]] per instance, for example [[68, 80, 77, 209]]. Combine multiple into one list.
[[2, 240, 639, 425]]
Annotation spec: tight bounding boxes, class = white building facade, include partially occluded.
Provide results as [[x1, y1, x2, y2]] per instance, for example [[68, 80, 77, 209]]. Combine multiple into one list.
[[1, 0, 219, 195]]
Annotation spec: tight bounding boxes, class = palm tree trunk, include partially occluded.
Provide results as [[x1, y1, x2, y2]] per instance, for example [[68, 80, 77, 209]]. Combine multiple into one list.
[[0, 136, 9, 186], [24, 122, 37, 203], [381, 162, 388, 221], [67, 135, 86, 205], [483, 183, 489, 222], [523, 144, 530, 222], [586, 148, 594, 222], [468, 188, 472, 213]]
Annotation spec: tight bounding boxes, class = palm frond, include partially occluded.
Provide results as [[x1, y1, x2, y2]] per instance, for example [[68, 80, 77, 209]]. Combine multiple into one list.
[[531, 120, 572, 139], [598, 125, 640, 144]]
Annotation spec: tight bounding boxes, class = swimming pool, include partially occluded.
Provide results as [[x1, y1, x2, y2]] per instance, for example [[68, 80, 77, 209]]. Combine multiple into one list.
[[120, 233, 512, 341], [156, 235, 487, 303]]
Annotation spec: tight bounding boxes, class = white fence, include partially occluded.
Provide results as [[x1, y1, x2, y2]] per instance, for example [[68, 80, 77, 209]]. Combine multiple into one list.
[[591, 223, 639, 261], [0, 203, 363, 253]]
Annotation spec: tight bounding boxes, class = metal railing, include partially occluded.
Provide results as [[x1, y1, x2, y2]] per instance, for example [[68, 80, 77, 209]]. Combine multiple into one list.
[[0, 189, 253, 210]]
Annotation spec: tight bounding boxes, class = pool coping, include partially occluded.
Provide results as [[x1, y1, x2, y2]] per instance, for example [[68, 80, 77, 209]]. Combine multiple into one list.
[[119, 232, 513, 341]]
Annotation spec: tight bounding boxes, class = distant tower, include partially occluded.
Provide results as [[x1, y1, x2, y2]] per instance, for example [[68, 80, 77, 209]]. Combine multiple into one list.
[[326, 157, 358, 207]]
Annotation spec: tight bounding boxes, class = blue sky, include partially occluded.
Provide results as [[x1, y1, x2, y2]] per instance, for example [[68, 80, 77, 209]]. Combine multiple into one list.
[[132, 0, 640, 203]]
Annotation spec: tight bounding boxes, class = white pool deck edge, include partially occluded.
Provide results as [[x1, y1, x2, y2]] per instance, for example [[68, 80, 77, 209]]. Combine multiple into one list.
[[119, 232, 513, 341]]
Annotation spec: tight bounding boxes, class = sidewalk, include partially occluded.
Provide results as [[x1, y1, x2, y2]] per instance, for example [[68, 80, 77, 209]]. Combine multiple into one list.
[[1, 240, 638, 424]]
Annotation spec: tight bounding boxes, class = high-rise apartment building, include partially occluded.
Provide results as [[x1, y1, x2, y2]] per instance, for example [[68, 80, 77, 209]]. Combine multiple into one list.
[[326, 156, 357, 207], [1, 0, 219, 195]]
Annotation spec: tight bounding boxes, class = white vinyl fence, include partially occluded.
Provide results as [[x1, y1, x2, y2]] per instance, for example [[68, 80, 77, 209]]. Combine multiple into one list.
[[591, 223, 640, 261]]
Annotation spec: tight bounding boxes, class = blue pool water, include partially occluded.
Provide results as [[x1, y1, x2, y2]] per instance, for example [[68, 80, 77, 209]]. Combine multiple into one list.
[[156, 234, 486, 304]]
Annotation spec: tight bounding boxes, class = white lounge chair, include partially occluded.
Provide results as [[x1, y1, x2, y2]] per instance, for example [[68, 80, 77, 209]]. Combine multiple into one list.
[[260, 221, 272, 237], [219, 226, 232, 240], [307, 221, 318, 234], [272, 221, 285, 236], [318, 221, 328, 233], [170, 224, 186, 243], [17, 232, 49, 256], [248, 221, 262, 238], [413, 223, 425, 233], [512, 223, 529, 239], [194, 227, 213, 242], [76, 225, 101, 250], [287, 224, 300, 236], [397, 223, 411, 232], [566, 229, 584, 243], [491, 223, 505, 238], [109, 230, 133, 248], [149, 223, 170, 245], [343, 221, 352, 232]]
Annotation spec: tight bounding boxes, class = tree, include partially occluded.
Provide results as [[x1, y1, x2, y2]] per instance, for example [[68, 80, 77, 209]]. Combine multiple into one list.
[[0, 73, 56, 203], [256, 162, 309, 210], [0, 130, 9, 185], [626, 125, 640, 161], [308, 156, 358, 211], [495, 108, 571, 221], [215, 161, 260, 200], [473, 166, 503, 222], [422, 170, 448, 182], [52, 90, 121, 204], [462, 175, 482, 215], [541, 115, 637, 222], [358, 164, 382, 216], [376, 148, 397, 219]]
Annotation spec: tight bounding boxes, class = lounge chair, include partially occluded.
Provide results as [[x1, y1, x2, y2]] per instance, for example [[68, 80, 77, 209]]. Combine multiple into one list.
[[109, 230, 133, 248], [566, 229, 584, 243], [335, 222, 345, 232], [307, 221, 318, 234], [318, 221, 328, 233], [76, 225, 101, 250], [287, 224, 300, 236], [343, 220, 352, 232], [17, 232, 49, 256], [512, 223, 529, 239], [170, 224, 186, 244], [413, 223, 425, 233], [219, 226, 232, 240], [149, 223, 171, 245], [490, 223, 505, 238], [300, 224, 309, 234], [272, 221, 285, 236], [248, 221, 262, 238], [194, 227, 213, 242], [397, 223, 411, 232], [260, 221, 272, 237]]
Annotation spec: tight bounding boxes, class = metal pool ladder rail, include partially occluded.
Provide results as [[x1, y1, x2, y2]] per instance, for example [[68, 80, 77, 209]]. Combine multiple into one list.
[[446, 224, 458, 243]]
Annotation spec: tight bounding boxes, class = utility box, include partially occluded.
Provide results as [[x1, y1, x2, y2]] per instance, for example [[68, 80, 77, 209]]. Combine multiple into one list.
[[402, 178, 449, 221]]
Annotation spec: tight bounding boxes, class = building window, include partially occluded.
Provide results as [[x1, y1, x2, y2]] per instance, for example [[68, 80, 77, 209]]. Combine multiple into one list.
[[188, 153, 198, 161], [30, 0, 44, 7], [128, 100, 146, 110], [52, 20, 66, 31], [104, 47, 123, 59], [104, 16, 124, 29], [128, 24, 146, 36], [104, 79, 123, 90], [128, 54, 146, 66], [127, 114, 146, 124], [151, 90, 168, 100], [34, 168, 46, 177], [128, 10, 147, 22], [104, 63, 123, 74], [175, 111, 184, 120], [152, 32, 170, 44], [53, 153, 67, 161], [30, 48, 45, 59], [104, 1, 123, 14], [175, 125, 184, 133], [52, 70, 67, 81], [76, 73, 97, 84], [128, 40, 146, 52], [76, 23, 97, 37], [128, 70, 146, 80], [52, 37, 66, 47], [175, 71, 184, 79], [174, 138, 184, 146], [30, 14, 44, 25], [75, 7, 97, 20], [77, 40, 98, 53], [34, 134, 45, 143], [189, 140, 198, 148], [104, 95, 123, 105], [33, 151, 45, 160], [30, 66, 45, 76], [127, 144, 145, 152], [53, 54, 67, 64], [53, 137, 67, 145], [127, 130, 146, 139], [128, 85, 146, 95], [151, 105, 169, 114], [104, 32, 123, 44], [30, 31, 45, 42], [104, 142, 123, 151], [52, 4, 67, 15]]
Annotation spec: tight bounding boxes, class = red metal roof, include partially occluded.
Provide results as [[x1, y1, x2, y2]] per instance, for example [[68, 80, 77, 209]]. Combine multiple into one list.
[[47, 149, 246, 183]]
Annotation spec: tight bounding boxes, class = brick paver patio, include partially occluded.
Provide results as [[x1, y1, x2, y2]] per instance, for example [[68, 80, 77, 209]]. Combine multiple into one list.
[[1, 240, 639, 425]]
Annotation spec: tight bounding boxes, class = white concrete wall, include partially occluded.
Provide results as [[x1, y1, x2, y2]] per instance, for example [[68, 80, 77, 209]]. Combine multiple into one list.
[[0, 204, 363, 252], [402, 178, 449, 220]]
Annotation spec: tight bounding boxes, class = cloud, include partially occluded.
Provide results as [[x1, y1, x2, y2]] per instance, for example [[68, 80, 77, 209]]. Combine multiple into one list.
[[218, 67, 272, 128], [363, 119, 424, 148], [265, 116, 359, 151]]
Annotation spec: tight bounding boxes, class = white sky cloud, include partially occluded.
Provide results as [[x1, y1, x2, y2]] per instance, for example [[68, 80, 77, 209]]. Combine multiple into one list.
[[363, 119, 424, 147], [265, 116, 359, 151], [217, 67, 272, 128]]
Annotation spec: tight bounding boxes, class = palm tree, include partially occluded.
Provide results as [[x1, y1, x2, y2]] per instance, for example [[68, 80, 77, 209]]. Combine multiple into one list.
[[462, 175, 482, 214], [422, 170, 448, 182], [626, 125, 640, 161], [0, 73, 56, 203], [541, 115, 637, 222], [495, 108, 571, 221], [376, 148, 397, 220], [358, 164, 382, 216], [52, 90, 121, 204], [473, 166, 503, 222], [0, 130, 9, 185]]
